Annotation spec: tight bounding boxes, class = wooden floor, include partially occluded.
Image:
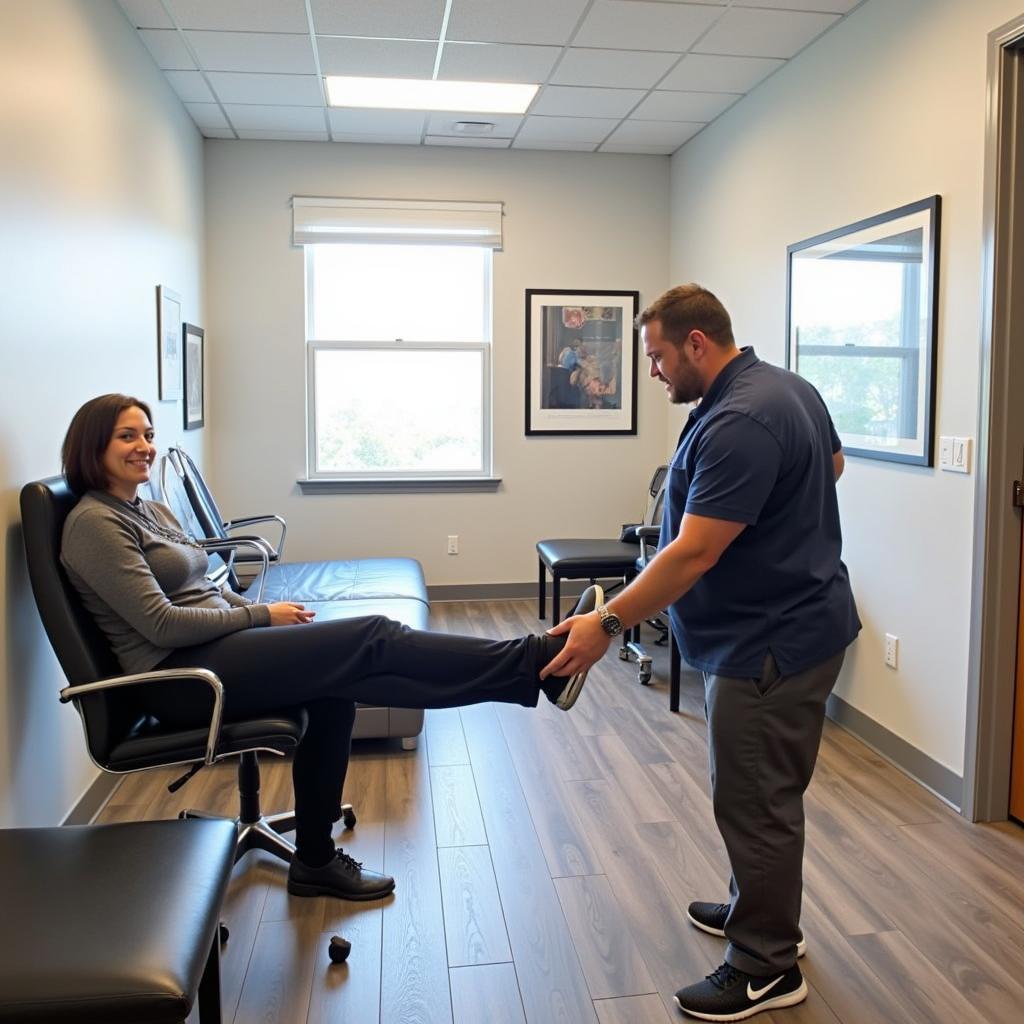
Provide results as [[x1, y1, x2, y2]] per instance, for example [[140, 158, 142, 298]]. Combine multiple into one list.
[[97, 599, 1024, 1024]]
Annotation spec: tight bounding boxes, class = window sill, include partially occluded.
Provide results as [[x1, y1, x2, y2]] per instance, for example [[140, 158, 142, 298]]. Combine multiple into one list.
[[298, 477, 502, 494]]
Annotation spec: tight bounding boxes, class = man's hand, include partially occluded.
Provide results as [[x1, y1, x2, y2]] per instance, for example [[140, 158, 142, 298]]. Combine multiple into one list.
[[540, 611, 612, 680], [267, 601, 316, 626]]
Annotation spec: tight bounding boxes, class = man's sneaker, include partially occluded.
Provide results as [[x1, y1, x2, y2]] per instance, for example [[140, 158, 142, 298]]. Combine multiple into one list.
[[288, 849, 395, 901], [687, 901, 806, 958], [552, 583, 603, 710], [674, 962, 807, 1021]]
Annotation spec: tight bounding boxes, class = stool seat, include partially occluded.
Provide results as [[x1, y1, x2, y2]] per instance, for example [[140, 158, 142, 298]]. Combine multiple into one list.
[[536, 538, 639, 574], [0, 819, 236, 1023], [536, 538, 641, 627]]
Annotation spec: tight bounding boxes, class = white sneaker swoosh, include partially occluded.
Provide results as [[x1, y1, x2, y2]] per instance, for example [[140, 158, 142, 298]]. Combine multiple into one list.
[[747, 975, 784, 1001]]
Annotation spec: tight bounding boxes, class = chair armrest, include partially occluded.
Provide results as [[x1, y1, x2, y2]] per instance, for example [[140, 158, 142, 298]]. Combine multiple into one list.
[[223, 514, 286, 560], [197, 536, 271, 602], [60, 668, 224, 767], [634, 526, 660, 540]]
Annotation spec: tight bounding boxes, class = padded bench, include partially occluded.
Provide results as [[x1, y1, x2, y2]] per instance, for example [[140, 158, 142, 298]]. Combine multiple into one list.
[[0, 819, 235, 1023]]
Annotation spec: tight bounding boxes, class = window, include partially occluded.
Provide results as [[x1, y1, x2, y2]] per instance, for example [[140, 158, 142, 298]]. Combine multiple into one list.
[[295, 197, 500, 482]]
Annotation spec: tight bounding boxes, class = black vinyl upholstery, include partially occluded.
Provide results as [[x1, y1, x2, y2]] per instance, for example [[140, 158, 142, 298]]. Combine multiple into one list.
[[0, 819, 235, 1023]]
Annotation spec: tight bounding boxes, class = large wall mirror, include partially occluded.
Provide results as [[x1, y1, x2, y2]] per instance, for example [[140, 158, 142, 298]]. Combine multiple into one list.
[[786, 196, 940, 466]]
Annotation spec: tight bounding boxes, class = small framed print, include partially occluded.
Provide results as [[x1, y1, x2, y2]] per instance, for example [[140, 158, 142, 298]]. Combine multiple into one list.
[[182, 323, 204, 430], [525, 289, 640, 436], [157, 285, 182, 401]]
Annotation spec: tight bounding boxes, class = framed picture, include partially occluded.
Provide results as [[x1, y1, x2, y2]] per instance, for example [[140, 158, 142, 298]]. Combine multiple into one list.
[[182, 323, 205, 430], [525, 289, 640, 435], [786, 196, 940, 466], [156, 285, 182, 401]]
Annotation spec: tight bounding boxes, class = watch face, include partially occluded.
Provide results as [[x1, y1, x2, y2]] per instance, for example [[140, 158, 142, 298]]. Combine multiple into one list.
[[600, 610, 623, 636]]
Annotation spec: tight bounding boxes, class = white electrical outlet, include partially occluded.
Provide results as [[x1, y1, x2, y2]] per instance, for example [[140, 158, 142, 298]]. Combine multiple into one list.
[[447, 535, 459, 555], [884, 633, 898, 669]]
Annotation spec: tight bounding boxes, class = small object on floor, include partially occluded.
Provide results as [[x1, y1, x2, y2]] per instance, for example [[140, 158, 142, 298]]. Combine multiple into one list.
[[328, 936, 352, 963], [674, 961, 807, 1020], [341, 803, 357, 830]]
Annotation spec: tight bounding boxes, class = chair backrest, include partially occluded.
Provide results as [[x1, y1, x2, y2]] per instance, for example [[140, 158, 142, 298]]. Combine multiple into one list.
[[158, 450, 234, 589], [169, 445, 227, 542], [19, 478, 140, 759], [643, 465, 669, 528]]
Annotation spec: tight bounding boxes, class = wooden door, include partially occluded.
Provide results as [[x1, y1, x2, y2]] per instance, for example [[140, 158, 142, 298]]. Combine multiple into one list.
[[1011, 516, 1024, 822]]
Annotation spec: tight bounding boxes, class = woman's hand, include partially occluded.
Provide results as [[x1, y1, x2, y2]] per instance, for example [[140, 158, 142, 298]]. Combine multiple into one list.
[[267, 601, 316, 626]]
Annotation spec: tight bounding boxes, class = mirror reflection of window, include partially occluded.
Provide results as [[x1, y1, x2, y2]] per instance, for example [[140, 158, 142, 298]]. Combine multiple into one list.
[[792, 223, 926, 450]]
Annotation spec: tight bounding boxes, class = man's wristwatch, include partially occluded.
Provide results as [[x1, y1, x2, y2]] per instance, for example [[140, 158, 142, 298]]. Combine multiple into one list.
[[597, 604, 623, 637]]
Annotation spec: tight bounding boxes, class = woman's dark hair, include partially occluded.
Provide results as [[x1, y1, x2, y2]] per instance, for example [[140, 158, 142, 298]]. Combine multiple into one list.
[[61, 393, 152, 496]]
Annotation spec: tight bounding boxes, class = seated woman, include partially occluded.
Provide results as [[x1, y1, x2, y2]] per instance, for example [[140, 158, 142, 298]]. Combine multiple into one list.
[[59, 394, 600, 902]]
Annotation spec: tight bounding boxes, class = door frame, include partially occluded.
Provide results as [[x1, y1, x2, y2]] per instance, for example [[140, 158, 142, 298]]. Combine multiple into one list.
[[963, 14, 1024, 821]]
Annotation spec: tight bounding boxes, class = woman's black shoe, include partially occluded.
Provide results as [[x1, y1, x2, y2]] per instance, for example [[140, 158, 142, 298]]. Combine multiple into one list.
[[287, 850, 395, 901]]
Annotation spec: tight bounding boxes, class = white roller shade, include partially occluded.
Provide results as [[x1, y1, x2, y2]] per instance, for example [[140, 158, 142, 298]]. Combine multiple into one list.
[[292, 197, 503, 249]]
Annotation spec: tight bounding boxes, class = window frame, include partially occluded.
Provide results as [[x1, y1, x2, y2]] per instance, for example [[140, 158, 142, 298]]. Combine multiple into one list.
[[303, 244, 494, 482]]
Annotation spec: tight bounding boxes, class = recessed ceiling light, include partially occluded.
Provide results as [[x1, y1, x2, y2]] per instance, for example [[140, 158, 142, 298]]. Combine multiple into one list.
[[453, 121, 496, 135], [324, 76, 537, 115]]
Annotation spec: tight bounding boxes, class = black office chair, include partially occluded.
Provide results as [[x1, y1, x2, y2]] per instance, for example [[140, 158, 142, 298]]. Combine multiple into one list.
[[17, 477, 353, 867], [536, 466, 682, 710]]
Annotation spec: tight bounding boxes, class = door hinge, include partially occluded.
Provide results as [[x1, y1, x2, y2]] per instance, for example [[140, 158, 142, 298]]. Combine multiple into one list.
[[1014, 480, 1024, 508]]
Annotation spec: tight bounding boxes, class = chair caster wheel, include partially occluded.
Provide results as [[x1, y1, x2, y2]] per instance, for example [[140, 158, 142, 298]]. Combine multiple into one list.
[[618, 648, 630, 660], [328, 936, 352, 964], [638, 665, 652, 685], [219, 923, 230, 945], [341, 804, 357, 830], [178, 810, 188, 820]]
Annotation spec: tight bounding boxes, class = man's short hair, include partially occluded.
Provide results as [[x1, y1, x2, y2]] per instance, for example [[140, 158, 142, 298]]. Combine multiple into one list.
[[636, 284, 734, 347]]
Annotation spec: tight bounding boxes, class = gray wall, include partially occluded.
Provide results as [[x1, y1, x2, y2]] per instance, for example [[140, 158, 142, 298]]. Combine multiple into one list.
[[0, 1, 205, 826], [668, 0, 1024, 781], [203, 142, 672, 586]]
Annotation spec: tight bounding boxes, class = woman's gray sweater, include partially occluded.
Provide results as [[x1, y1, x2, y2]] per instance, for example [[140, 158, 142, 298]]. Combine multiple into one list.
[[60, 491, 271, 673]]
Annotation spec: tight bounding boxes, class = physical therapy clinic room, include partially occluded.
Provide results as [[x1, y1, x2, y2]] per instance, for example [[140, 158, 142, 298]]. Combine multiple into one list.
[[2, 2, 1024, 1023]]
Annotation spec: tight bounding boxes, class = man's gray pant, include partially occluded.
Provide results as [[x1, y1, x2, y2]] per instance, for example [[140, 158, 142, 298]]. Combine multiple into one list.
[[704, 648, 846, 976]]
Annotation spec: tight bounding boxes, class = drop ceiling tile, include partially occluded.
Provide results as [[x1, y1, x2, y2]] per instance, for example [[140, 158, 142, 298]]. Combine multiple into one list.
[[118, 0, 173, 29], [207, 72, 322, 105], [516, 115, 619, 143], [426, 136, 512, 148], [426, 112, 523, 136], [574, 1, 723, 52], [448, 0, 591, 45], [223, 104, 327, 131], [660, 52, 783, 92], [438, 42, 560, 83], [737, 0, 859, 12], [512, 139, 598, 151], [694, 7, 840, 58], [236, 129, 330, 140], [310, 0, 446, 39], [600, 142, 676, 154], [138, 29, 196, 69], [605, 119, 703, 146], [164, 0, 309, 32], [552, 48, 678, 89], [532, 85, 644, 118], [332, 133, 423, 145], [328, 109, 428, 134], [185, 31, 316, 73], [631, 90, 738, 121], [165, 70, 214, 103], [184, 102, 229, 129], [317, 37, 437, 77]]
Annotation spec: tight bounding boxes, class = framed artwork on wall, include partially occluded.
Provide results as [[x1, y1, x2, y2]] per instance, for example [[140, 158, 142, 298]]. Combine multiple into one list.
[[525, 289, 640, 436], [786, 196, 941, 466], [182, 323, 204, 430], [156, 285, 182, 401]]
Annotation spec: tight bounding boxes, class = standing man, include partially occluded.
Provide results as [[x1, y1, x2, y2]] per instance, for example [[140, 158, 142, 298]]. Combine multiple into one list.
[[543, 284, 860, 1021]]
